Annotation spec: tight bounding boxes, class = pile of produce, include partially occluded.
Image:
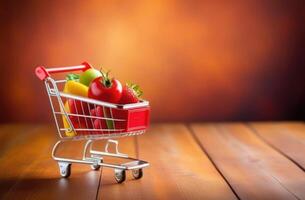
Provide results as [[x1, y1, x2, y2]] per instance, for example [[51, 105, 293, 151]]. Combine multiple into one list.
[[62, 67, 143, 136]]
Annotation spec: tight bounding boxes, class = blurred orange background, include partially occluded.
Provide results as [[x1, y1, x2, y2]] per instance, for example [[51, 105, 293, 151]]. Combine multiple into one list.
[[1, 0, 304, 123]]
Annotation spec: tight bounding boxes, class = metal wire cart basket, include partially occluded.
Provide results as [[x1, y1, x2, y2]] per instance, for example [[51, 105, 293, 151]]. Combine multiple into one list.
[[35, 62, 150, 183]]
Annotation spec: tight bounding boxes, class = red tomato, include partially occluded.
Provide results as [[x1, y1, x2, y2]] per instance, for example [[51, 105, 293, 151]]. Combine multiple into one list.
[[88, 77, 123, 103]]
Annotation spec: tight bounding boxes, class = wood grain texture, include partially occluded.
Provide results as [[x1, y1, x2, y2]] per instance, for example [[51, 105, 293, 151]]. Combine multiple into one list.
[[97, 137, 139, 199], [126, 124, 237, 200], [98, 124, 237, 200], [1, 124, 102, 200], [191, 123, 305, 200], [0, 124, 33, 157], [1, 123, 305, 200], [249, 122, 305, 171], [0, 125, 54, 198]]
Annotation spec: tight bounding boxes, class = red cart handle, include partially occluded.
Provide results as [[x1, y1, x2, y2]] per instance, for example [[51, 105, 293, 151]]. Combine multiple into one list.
[[35, 61, 93, 80]]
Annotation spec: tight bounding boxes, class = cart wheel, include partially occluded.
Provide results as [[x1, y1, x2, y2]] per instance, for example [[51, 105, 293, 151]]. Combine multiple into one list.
[[58, 162, 71, 178], [114, 169, 126, 183], [132, 168, 143, 179], [91, 158, 102, 170], [91, 163, 101, 170]]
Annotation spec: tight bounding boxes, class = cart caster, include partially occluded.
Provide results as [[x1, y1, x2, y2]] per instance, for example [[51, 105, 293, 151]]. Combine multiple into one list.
[[58, 162, 71, 178], [91, 158, 102, 170], [114, 169, 126, 183], [91, 164, 101, 170], [132, 168, 143, 179]]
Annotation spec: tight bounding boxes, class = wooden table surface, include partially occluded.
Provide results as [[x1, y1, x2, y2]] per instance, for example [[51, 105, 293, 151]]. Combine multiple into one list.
[[0, 122, 304, 200]]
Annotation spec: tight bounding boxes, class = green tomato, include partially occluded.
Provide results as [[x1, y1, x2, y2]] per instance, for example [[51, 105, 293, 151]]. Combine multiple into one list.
[[79, 68, 102, 86]]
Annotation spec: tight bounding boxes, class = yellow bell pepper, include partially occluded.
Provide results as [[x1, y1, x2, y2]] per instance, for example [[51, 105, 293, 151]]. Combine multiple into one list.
[[63, 80, 88, 97], [62, 74, 89, 137], [62, 101, 75, 137]]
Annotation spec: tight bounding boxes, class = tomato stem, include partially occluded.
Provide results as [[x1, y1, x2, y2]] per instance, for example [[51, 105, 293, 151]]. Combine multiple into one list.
[[100, 69, 112, 88]]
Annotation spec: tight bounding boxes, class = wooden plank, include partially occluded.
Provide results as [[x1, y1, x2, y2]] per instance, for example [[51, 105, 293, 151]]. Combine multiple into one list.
[[97, 136, 139, 199], [98, 124, 237, 200], [249, 122, 305, 170], [191, 123, 305, 200], [0, 124, 33, 157], [0, 124, 53, 198], [1, 125, 102, 200]]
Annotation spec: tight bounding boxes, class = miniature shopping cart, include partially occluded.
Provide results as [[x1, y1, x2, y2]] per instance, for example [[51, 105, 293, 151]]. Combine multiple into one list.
[[35, 62, 150, 183]]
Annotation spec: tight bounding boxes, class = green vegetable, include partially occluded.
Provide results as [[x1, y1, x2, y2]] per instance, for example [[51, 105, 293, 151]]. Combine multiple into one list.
[[79, 68, 102, 86]]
